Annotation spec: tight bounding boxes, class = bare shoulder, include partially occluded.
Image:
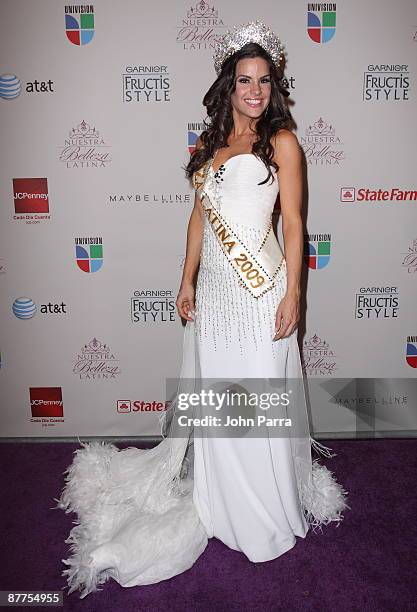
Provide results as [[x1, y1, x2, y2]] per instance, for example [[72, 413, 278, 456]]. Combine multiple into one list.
[[271, 128, 301, 165]]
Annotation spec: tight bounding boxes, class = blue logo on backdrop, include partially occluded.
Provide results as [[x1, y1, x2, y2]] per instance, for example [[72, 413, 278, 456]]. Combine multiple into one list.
[[12, 297, 37, 319], [0, 74, 21, 99]]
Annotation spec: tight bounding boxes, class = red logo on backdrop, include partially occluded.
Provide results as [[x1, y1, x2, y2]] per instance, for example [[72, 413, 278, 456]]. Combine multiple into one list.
[[340, 187, 355, 202], [117, 400, 131, 413], [30, 387, 63, 417], [340, 186, 417, 203], [13, 178, 49, 213], [116, 399, 169, 413]]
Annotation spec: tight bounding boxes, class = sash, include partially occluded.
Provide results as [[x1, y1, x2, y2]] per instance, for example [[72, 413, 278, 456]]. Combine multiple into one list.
[[193, 157, 285, 299]]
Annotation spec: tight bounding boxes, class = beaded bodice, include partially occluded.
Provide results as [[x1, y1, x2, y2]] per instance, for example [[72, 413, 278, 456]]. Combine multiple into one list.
[[202, 153, 279, 233], [194, 152, 286, 355]]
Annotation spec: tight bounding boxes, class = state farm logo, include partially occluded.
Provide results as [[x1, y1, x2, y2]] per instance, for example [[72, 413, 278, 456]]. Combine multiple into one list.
[[13, 178, 51, 224], [117, 399, 169, 413], [117, 400, 131, 413], [340, 187, 355, 202], [341, 187, 417, 204]]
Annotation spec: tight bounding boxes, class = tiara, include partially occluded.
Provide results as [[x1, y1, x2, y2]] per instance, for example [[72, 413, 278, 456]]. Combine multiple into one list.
[[212, 19, 284, 76]]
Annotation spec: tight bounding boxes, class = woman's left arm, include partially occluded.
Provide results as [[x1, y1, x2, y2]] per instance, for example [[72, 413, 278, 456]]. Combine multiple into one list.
[[272, 129, 303, 340]]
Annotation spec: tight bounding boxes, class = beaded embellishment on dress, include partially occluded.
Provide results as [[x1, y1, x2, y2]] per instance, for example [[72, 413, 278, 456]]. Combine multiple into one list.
[[194, 153, 287, 357], [213, 164, 226, 183], [195, 217, 287, 357]]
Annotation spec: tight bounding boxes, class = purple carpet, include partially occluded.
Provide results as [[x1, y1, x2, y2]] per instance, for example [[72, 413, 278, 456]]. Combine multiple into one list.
[[0, 439, 416, 612]]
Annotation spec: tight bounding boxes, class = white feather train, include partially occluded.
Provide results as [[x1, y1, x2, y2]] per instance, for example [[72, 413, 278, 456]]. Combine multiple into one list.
[[54, 434, 348, 598]]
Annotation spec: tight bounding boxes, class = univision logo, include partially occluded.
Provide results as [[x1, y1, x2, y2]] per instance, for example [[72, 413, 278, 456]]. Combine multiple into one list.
[[0, 74, 21, 100], [65, 5, 95, 46], [187, 122, 207, 154], [12, 297, 37, 319], [406, 337, 417, 368], [75, 236, 103, 272], [307, 4, 336, 44], [304, 234, 331, 269]]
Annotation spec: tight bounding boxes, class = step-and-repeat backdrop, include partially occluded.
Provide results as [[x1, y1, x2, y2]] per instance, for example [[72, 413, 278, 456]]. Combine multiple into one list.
[[1, 1, 416, 439]]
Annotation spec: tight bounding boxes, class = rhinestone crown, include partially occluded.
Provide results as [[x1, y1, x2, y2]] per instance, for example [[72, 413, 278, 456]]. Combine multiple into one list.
[[212, 19, 284, 76]]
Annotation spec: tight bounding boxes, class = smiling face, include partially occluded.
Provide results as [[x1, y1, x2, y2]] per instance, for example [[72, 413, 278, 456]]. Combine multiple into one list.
[[230, 56, 271, 120]]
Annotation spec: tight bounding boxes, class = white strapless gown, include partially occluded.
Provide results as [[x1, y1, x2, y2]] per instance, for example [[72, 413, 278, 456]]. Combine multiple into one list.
[[54, 154, 348, 598]]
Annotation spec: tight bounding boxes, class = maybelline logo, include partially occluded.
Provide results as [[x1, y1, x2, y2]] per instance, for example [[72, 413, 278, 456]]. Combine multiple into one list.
[[340, 187, 417, 203], [123, 66, 171, 103], [363, 64, 410, 101], [355, 286, 399, 319], [177, 1, 226, 51], [73, 338, 121, 380], [302, 334, 338, 376], [59, 120, 111, 168], [109, 193, 191, 205], [333, 385, 408, 410], [401, 239, 417, 273], [300, 117, 345, 166], [131, 290, 176, 323]]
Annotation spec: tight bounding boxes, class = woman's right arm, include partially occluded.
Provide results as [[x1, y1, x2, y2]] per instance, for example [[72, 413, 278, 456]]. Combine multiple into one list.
[[176, 139, 205, 321]]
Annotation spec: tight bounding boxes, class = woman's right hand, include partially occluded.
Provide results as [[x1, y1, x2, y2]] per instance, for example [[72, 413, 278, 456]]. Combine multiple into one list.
[[176, 282, 196, 321]]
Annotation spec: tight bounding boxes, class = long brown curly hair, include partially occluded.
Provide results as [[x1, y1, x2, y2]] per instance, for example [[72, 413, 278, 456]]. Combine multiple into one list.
[[184, 42, 293, 186]]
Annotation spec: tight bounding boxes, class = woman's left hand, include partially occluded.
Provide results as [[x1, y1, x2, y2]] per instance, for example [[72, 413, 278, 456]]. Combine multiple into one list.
[[273, 291, 300, 340]]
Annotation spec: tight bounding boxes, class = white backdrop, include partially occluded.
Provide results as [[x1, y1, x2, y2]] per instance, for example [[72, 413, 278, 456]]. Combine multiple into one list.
[[0, 0, 416, 438]]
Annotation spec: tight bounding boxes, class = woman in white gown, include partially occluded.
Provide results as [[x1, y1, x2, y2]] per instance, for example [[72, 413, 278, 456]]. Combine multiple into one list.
[[54, 20, 348, 598]]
